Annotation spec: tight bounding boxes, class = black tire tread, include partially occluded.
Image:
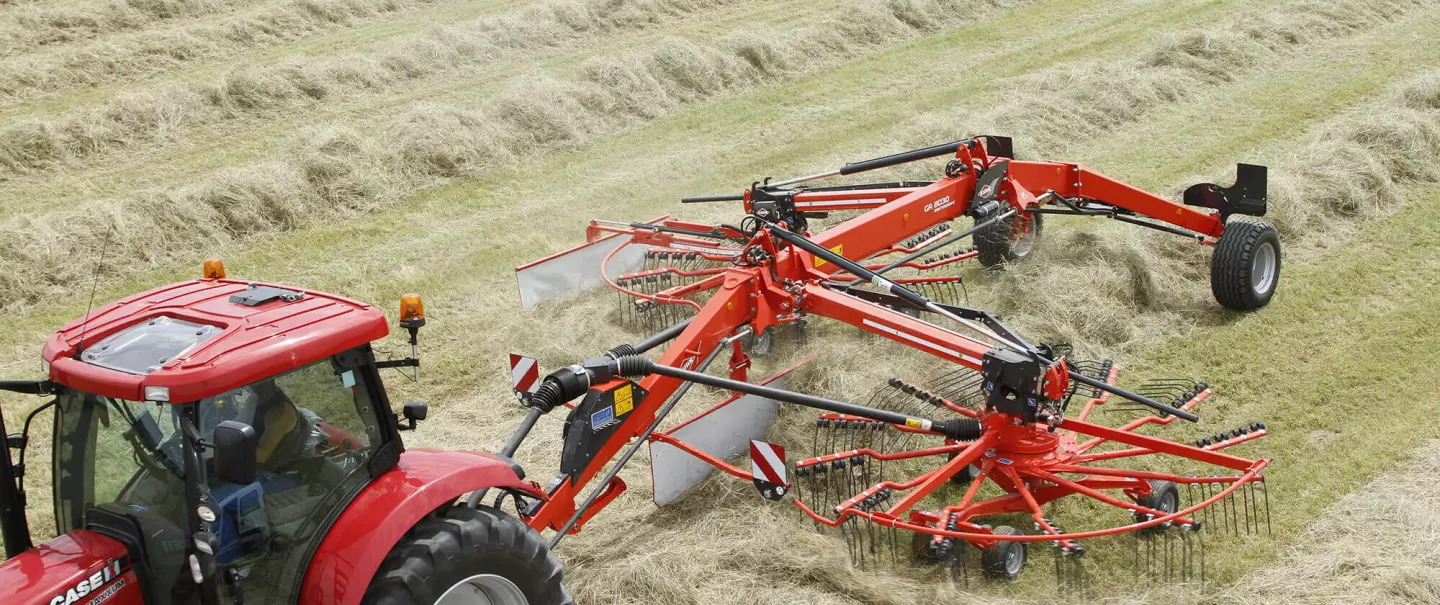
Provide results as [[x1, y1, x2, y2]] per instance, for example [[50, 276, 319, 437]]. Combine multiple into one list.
[[1134, 479, 1180, 536], [363, 505, 572, 605], [976, 212, 1043, 268], [979, 525, 1026, 579], [1210, 218, 1280, 311]]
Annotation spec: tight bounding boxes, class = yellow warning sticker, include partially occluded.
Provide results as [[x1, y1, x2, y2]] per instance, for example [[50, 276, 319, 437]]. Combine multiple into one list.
[[905, 418, 923, 429], [613, 384, 634, 416], [815, 244, 844, 267]]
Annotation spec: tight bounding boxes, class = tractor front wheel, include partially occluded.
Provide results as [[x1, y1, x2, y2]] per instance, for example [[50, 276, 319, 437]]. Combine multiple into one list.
[[976, 211, 1043, 268], [363, 505, 572, 605], [1210, 218, 1280, 311]]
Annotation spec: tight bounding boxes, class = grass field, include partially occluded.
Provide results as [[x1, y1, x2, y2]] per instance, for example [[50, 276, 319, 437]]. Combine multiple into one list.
[[1, 0, 1438, 603]]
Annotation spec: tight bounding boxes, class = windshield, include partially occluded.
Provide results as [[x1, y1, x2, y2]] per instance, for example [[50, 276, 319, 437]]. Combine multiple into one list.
[[54, 352, 389, 605]]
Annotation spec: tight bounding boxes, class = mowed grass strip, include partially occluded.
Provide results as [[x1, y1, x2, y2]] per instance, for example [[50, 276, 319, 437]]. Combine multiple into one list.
[[0, 0, 1167, 310]]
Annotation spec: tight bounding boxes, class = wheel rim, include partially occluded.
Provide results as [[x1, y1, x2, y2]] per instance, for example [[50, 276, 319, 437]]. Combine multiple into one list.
[[436, 574, 528, 605], [1004, 545, 1024, 576], [1010, 215, 1036, 257], [1251, 241, 1277, 295]]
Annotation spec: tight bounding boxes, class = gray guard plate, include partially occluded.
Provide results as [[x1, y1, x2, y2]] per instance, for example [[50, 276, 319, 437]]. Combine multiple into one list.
[[649, 374, 789, 506], [516, 235, 648, 310]]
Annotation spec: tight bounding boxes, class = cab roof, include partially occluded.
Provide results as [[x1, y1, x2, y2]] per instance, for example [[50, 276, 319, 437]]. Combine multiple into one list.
[[43, 279, 389, 403]]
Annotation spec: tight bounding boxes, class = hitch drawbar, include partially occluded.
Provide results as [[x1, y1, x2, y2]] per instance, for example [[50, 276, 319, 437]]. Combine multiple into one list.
[[526, 354, 981, 441]]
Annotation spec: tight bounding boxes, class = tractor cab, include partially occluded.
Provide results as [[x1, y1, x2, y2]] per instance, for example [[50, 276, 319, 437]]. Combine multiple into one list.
[[5, 263, 426, 605]]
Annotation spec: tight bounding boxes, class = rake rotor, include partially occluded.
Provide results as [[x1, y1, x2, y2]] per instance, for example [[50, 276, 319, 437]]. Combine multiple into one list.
[[794, 359, 1270, 584]]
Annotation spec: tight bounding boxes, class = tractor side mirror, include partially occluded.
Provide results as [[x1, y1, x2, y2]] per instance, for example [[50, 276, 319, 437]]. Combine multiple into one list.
[[398, 401, 427, 431], [131, 410, 163, 449], [213, 420, 257, 485]]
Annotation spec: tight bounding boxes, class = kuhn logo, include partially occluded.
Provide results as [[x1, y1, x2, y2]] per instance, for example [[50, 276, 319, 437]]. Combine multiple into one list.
[[978, 183, 996, 198], [924, 196, 954, 213], [50, 558, 128, 605]]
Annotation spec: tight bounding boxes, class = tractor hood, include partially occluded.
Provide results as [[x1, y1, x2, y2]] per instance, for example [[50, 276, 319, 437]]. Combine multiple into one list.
[[0, 530, 143, 605], [42, 279, 388, 403]]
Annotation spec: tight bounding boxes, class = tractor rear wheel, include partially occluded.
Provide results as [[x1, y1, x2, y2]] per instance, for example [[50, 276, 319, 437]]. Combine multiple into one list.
[[979, 526, 1027, 579], [1210, 218, 1280, 311], [363, 505, 572, 605], [976, 211, 1042, 268]]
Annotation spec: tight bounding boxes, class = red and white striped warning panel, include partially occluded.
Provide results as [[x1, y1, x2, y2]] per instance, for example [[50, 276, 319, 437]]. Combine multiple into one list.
[[750, 440, 787, 487], [510, 354, 539, 394]]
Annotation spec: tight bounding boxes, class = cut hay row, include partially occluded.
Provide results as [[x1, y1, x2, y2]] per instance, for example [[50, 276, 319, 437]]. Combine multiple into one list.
[[0, 0, 1041, 310], [0, 0, 456, 106], [0, 0, 759, 166], [0, 0, 258, 56]]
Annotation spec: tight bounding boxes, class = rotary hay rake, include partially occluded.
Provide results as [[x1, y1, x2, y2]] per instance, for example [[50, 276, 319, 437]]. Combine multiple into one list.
[[498, 136, 1278, 591]]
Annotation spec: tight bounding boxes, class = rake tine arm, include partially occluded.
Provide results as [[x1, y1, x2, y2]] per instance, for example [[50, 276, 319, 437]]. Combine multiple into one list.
[[1024, 468, 1195, 527], [796, 443, 967, 471], [883, 433, 997, 517], [1075, 388, 1211, 453], [1072, 365, 1120, 423], [1056, 418, 1254, 471], [1000, 467, 1081, 550], [1072, 427, 1268, 465]]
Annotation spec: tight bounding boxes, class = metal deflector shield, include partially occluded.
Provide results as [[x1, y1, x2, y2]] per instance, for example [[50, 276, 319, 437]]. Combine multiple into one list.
[[649, 373, 792, 506]]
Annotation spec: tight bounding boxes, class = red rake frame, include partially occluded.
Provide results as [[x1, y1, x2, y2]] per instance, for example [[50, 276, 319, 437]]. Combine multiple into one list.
[[501, 137, 1274, 576]]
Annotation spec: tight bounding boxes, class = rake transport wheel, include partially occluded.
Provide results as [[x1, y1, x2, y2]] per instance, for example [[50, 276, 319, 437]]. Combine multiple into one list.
[[1133, 480, 1181, 536], [976, 211, 1043, 268], [980, 526, 1028, 579], [363, 505, 573, 605], [1210, 218, 1281, 311]]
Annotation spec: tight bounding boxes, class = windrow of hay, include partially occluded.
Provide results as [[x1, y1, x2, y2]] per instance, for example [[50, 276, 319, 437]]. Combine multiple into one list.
[[0, 0, 1028, 175], [0, 0, 446, 104], [0, 0, 752, 168], [0, 0, 241, 56], [942, 0, 1431, 159], [0, 0, 1038, 310], [973, 70, 1440, 357], [0, 0, 774, 110]]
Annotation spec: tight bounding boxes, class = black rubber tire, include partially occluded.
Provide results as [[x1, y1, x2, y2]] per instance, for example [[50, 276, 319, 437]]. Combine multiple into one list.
[[980, 526, 1027, 580], [945, 452, 977, 486], [976, 211, 1043, 268], [1210, 218, 1281, 311], [1133, 479, 1180, 536], [362, 505, 572, 605]]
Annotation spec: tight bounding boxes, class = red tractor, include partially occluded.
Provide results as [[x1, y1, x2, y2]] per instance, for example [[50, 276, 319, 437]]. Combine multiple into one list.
[[0, 263, 570, 605]]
